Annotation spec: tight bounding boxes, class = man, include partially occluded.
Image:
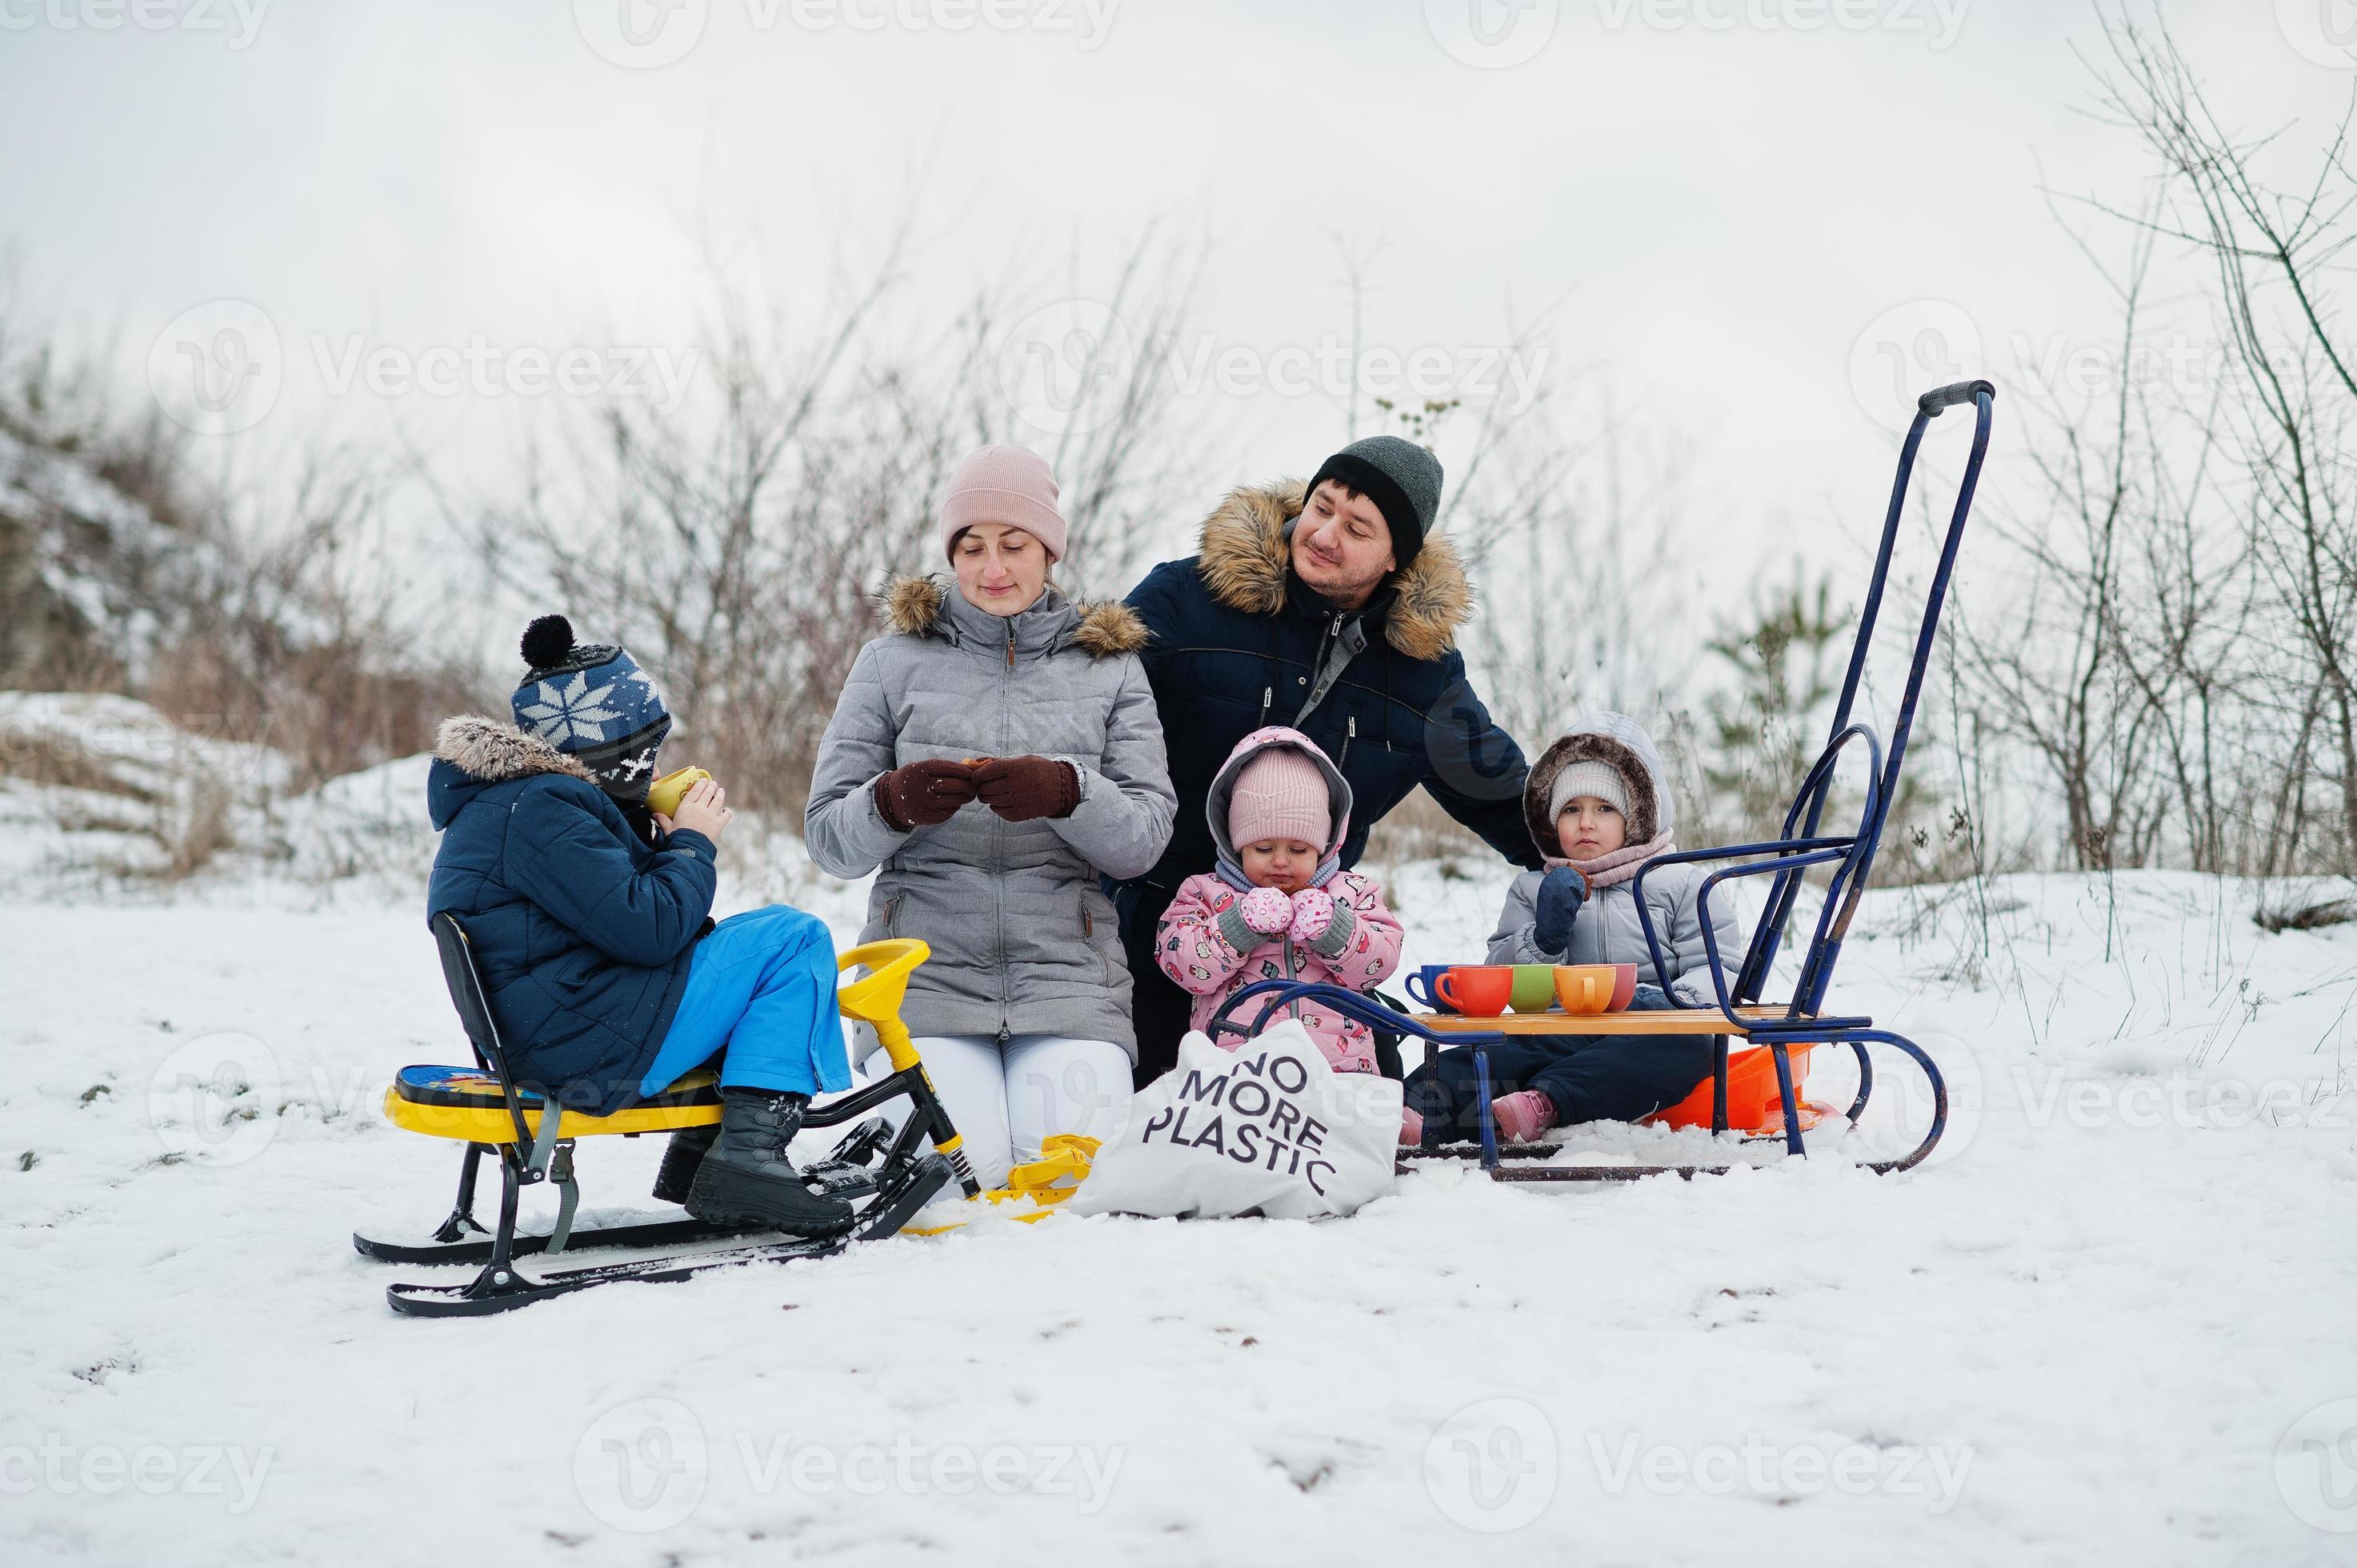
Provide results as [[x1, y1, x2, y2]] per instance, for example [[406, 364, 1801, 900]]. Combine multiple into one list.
[[1115, 434, 1540, 1087]]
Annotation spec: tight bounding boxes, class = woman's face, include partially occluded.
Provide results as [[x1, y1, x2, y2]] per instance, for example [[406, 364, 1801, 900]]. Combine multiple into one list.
[[952, 522, 1050, 616]]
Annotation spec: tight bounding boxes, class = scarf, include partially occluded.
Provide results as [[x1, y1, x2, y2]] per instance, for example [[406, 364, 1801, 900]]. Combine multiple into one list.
[[1546, 831, 1676, 890]]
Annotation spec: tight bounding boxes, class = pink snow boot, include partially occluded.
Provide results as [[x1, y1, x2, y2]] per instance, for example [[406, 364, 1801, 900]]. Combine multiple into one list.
[[1491, 1089, 1559, 1143], [1399, 1106, 1424, 1147]]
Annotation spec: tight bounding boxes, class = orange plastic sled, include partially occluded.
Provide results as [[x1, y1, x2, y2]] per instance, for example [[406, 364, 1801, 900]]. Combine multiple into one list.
[[1644, 1042, 1827, 1134]]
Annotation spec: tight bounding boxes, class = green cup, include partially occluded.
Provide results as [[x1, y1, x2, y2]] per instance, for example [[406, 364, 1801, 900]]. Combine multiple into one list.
[[1508, 964, 1558, 1013]]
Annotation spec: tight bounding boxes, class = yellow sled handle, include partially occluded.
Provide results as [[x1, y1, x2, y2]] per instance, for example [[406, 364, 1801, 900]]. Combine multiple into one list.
[[837, 938, 930, 1073]]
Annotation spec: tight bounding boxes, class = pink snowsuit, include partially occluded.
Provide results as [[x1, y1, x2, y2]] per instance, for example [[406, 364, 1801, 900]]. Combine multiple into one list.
[[1154, 727, 1405, 1074]]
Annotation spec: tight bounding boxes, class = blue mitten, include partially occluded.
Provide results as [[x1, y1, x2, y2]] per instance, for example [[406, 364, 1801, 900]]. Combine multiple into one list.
[[1531, 866, 1589, 956]]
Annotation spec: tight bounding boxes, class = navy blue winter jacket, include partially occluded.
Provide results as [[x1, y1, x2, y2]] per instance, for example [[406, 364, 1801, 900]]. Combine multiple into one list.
[[1119, 480, 1539, 897], [424, 716, 718, 1114]]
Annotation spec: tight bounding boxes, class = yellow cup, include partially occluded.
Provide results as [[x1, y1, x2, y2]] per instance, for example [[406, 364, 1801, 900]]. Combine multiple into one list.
[[1553, 964, 1620, 1015], [646, 766, 712, 818]]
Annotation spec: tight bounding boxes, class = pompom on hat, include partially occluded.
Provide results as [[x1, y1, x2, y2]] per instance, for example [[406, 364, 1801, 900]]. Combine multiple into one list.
[[510, 614, 672, 805]]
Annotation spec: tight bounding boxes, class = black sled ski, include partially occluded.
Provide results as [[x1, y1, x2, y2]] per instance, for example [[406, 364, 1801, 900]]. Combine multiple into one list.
[[354, 1214, 760, 1267], [382, 1152, 954, 1318]]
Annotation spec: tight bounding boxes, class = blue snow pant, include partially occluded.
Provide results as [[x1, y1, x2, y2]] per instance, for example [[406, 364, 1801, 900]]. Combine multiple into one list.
[[636, 907, 854, 1100], [1403, 986, 1712, 1134]]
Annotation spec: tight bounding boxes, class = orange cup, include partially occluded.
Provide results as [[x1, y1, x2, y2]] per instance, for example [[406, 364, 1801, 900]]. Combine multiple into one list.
[[1434, 966, 1514, 1017], [1555, 963, 1637, 1015]]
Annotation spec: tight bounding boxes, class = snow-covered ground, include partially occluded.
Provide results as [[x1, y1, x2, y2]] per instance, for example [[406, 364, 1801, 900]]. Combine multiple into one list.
[[9, 840, 2357, 1563]]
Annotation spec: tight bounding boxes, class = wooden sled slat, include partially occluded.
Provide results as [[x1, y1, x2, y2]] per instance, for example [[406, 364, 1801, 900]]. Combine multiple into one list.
[[1417, 1008, 1784, 1036]]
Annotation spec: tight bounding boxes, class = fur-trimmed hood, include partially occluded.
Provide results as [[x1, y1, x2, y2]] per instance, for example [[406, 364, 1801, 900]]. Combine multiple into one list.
[[1523, 713, 1672, 858], [880, 574, 1148, 659], [427, 716, 599, 831], [1195, 480, 1471, 664], [434, 715, 597, 786]]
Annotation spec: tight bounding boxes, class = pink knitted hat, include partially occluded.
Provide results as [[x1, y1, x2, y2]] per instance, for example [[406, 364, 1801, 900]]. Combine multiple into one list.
[[1227, 746, 1331, 851], [940, 444, 1069, 563]]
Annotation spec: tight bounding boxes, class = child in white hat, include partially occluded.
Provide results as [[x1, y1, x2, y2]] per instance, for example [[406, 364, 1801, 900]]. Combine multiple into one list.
[[1403, 711, 1738, 1146]]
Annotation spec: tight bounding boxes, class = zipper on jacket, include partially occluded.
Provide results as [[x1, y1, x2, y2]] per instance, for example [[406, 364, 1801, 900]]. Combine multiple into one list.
[[996, 628, 1013, 1034], [1295, 610, 1352, 726], [1306, 616, 1339, 717], [1257, 686, 1273, 727], [1283, 930, 1305, 1024], [1340, 716, 1355, 768]]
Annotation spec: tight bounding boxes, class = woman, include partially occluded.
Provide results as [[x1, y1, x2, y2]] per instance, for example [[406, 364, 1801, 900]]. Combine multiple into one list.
[[805, 444, 1176, 1188]]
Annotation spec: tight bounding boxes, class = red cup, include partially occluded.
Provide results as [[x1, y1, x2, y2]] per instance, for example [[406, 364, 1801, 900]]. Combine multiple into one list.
[[1434, 965, 1513, 1017]]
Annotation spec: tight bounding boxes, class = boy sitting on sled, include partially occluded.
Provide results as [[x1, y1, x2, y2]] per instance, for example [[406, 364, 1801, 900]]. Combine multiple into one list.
[[1402, 712, 1739, 1146], [426, 615, 854, 1238]]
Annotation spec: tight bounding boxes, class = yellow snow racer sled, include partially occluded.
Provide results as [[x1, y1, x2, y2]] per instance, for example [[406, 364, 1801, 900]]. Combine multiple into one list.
[[362, 930, 978, 1316]]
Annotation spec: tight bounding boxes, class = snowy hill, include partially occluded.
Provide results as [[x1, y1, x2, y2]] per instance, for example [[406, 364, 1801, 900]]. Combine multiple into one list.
[[0, 426, 222, 692], [6, 800, 2357, 1562]]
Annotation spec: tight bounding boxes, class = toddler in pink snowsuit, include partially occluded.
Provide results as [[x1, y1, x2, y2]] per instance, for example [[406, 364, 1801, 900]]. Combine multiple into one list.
[[1154, 726, 1404, 1074]]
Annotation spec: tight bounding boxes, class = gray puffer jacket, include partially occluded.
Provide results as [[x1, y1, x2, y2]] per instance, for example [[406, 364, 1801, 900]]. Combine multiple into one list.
[[1486, 712, 1739, 1006], [806, 577, 1176, 1058]]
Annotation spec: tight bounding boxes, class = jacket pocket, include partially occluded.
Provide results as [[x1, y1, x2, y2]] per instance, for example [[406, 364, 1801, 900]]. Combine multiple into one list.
[[866, 874, 902, 943], [1081, 886, 1120, 986]]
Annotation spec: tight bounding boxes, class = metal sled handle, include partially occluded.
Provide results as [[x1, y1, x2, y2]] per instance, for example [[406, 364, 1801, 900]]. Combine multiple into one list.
[[1919, 378, 1995, 414]]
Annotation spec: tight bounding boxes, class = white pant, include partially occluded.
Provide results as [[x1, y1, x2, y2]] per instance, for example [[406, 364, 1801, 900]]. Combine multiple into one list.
[[862, 1034, 1131, 1190]]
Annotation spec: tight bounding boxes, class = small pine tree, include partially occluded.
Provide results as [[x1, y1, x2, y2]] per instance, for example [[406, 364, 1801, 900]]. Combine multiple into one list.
[[1696, 565, 1951, 878], [1703, 570, 1849, 842]]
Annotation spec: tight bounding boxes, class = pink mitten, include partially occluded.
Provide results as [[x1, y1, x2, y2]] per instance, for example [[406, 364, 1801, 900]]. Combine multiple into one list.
[[1287, 889, 1337, 946], [1239, 886, 1295, 937]]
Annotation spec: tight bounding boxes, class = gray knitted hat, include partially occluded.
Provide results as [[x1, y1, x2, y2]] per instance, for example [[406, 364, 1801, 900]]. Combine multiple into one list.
[[1548, 760, 1631, 826], [1304, 435, 1443, 569]]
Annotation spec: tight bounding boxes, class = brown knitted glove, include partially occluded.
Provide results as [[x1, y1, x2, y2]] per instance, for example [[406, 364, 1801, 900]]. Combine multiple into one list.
[[971, 755, 1081, 822], [875, 759, 979, 832]]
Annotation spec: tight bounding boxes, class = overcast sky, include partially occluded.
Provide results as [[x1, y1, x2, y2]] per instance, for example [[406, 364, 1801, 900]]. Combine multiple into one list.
[[1, 0, 2345, 616]]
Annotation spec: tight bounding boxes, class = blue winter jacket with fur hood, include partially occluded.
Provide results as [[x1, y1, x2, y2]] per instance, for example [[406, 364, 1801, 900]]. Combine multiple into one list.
[[1121, 480, 1539, 891], [426, 715, 718, 1114]]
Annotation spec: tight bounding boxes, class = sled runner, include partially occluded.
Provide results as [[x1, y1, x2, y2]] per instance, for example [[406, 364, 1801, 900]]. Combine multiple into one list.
[[1212, 378, 1996, 1182], [361, 929, 980, 1317]]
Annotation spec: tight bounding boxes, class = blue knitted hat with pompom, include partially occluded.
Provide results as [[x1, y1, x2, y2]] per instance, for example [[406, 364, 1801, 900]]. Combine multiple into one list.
[[510, 615, 672, 804]]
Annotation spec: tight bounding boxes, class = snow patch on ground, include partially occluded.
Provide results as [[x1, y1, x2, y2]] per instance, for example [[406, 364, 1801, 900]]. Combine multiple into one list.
[[9, 863, 2357, 1562]]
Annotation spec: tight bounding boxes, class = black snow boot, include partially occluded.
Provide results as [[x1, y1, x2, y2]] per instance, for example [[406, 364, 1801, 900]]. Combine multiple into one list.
[[650, 1124, 718, 1205], [685, 1089, 858, 1238]]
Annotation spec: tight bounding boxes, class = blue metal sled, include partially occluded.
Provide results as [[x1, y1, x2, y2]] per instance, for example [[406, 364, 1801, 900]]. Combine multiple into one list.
[[1210, 379, 1996, 1182]]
